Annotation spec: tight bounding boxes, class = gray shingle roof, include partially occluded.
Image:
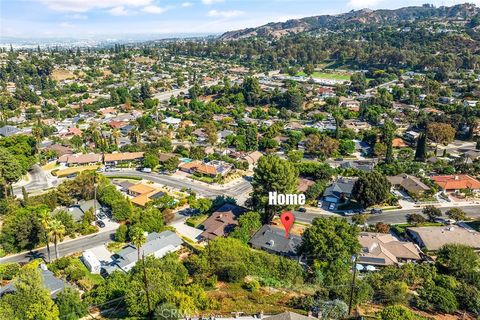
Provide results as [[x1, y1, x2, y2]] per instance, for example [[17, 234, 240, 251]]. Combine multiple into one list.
[[0, 125, 19, 137], [0, 265, 66, 298], [249, 225, 301, 257], [111, 230, 183, 271], [264, 312, 311, 320]]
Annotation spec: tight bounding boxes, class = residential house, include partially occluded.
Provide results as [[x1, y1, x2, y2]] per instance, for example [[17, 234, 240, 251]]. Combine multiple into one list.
[[404, 130, 420, 143], [388, 174, 430, 197], [322, 177, 357, 209], [339, 160, 376, 172], [0, 264, 66, 298], [104, 231, 183, 274], [344, 120, 371, 133], [298, 178, 315, 193], [199, 203, 247, 241], [358, 232, 422, 267], [162, 117, 182, 128], [249, 225, 302, 258], [244, 151, 263, 169], [43, 144, 73, 159], [263, 312, 311, 320], [127, 183, 166, 207], [178, 160, 232, 177], [58, 153, 102, 166], [431, 175, 480, 192], [104, 152, 144, 167], [407, 225, 480, 251], [392, 138, 408, 148], [0, 125, 20, 137]]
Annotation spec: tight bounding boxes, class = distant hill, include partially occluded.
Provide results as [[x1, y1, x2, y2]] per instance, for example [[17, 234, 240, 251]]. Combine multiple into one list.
[[219, 3, 480, 40]]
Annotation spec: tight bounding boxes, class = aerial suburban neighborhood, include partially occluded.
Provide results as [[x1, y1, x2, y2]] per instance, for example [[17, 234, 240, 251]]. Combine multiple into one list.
[[2, 1, 480, 320]]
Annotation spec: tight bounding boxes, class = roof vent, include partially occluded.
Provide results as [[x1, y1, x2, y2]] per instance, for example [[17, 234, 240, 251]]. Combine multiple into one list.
[[267, 239, 274, 246]]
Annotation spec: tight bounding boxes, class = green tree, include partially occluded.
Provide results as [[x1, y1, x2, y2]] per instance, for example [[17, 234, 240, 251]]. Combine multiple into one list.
[[427, 123, 455, 154], [163, 156, 180, 172], [39, 210, 52, 263], [0, 264, 59, 320], [298, 217, 360, 286], [352, 172, 391, 208], [55, 287, 87, 320], [49, 219, 65, 260], [407, 213, 426, 225], [252, 155, 298, 223], [436, 244, 479, 278], [422, 205, 442, 222], [143, 152, 159, 169], [382, 120, 397, 164], [0, 148, 23, 197], [230, 211, 262, 243], [415, 285, 458, 314], [445, 208, 466, 221], [379, 305, 426, 320], [350, 73, 367, 94]]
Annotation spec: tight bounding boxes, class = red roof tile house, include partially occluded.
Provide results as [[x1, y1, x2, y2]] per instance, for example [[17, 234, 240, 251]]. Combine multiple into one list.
[[431, 175, 480, 192]]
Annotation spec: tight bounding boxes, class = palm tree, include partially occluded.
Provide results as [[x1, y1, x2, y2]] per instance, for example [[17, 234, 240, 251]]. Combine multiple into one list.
[[129, 226, 152, 318], [49, 219, 65, 260], [39, 210, 52, 263], [130, 226, 146, 261], [111, 128, 120, 146]]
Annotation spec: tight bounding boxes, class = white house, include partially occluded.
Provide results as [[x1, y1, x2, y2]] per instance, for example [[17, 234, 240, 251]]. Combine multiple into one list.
[[82, 250, 101, 274]]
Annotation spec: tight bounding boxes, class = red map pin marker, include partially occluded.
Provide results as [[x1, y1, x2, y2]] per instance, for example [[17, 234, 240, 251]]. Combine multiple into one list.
[[280, 211, 295, 238]]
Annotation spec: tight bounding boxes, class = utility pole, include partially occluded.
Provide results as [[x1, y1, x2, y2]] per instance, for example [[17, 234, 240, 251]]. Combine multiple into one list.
[[348, 255, 358, 316]]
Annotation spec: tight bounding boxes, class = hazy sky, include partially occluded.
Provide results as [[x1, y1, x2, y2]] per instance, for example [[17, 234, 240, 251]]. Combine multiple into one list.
[[0, 0, 478, 38]]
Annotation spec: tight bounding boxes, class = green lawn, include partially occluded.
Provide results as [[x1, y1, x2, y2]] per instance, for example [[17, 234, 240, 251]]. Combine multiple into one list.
[[70, 258, 104, 286], [391, 222, 443, 236], [296, 71, 351, 81], [186, 214, 208, 227]]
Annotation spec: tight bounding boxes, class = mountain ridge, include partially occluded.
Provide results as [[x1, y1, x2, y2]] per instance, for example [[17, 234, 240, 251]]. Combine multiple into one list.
[[219, 3, 480, 40]]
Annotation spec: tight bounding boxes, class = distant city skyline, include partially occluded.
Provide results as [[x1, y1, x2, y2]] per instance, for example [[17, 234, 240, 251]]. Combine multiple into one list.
[[1, 0, 478, 39]]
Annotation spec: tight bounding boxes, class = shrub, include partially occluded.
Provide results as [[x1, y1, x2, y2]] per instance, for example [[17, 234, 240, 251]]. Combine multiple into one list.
[[0, 263, 20, 280], [115, 224, 128, 242], [65, 264, 86, 282], [243, 279, 260, 292], [219, 263, 247, 282]]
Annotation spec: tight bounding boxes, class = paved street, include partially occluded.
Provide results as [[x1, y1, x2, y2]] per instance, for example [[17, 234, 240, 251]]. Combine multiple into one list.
[[293, 205, 480, 225], [0, 229, 115, 264], [13, 164, 57, 196], [104, 170, 253, 199]]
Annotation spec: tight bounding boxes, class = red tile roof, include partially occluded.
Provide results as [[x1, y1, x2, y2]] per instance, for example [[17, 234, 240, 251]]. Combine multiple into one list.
[[431, 175, 480, 190]]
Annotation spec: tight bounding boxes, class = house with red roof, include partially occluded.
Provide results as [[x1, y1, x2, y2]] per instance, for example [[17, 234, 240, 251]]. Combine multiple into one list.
[[431, 175, 480, 192]]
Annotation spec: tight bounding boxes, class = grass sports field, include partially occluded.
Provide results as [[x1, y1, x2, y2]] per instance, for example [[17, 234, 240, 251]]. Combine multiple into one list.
[[296, 71, 351, 81]]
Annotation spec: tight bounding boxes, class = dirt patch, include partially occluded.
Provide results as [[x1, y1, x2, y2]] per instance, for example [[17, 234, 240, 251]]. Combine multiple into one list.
[[51, 69, 76, 81]]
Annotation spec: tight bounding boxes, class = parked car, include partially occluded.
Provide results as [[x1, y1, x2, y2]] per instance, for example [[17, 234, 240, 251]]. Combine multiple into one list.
[[298, 207, 307, 213], [96, 220, 106, 228], [371, 208, 383, 214], [141, 167, 152, 173]]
